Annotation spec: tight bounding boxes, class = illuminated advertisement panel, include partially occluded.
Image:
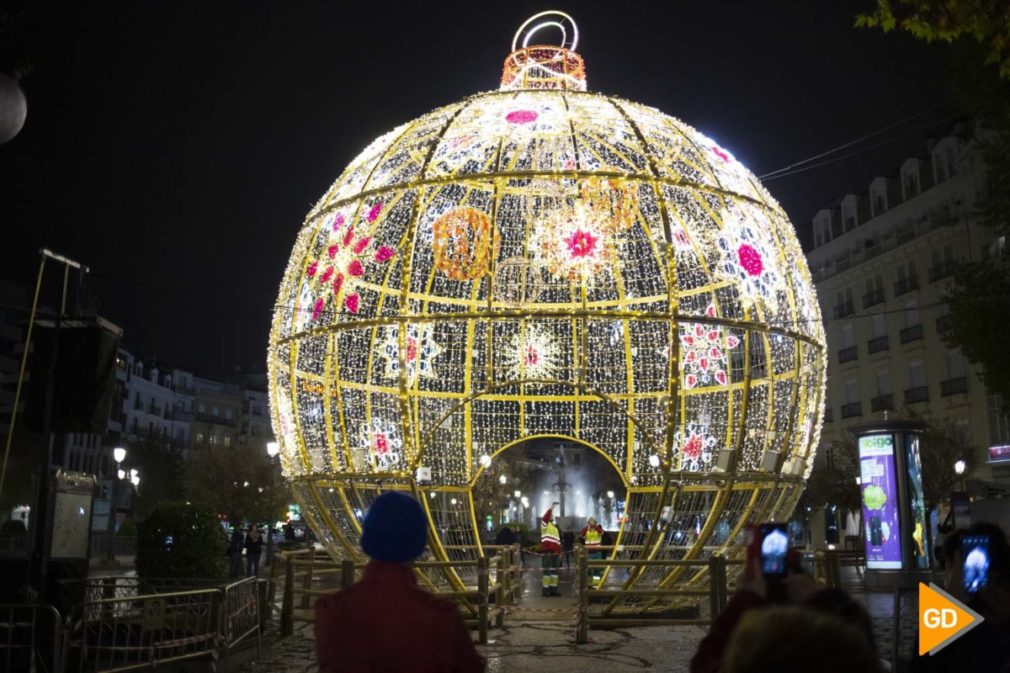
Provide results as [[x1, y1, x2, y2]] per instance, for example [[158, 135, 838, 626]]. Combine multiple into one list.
[[859, 434, 902, 569]]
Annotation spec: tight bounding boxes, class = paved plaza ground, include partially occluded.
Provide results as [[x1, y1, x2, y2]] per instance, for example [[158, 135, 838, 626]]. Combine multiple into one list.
[[249, 565, 919, 673]]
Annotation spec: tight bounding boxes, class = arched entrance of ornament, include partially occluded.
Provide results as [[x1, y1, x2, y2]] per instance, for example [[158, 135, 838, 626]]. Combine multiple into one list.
[[413, 379, 659, 609], [466, 433, 629, 611]]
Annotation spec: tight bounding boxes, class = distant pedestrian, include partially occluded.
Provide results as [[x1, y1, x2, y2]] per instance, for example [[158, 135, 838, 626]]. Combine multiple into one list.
[[561, 530, 575, 569], [494, 524, 516, 547], [540, 502, 562, 596], [314, 491, 485, 673], [227, 526, 245, 578], [580, 517, 605, 588], [245, 525, 263, 577]]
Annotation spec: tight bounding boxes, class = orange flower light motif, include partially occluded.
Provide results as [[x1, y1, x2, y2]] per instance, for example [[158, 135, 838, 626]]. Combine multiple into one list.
[[432, 207, 498, 281]]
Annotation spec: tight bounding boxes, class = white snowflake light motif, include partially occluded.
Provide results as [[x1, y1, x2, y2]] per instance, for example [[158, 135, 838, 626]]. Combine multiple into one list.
[[504, 325, 559, 379], [359, 419, 403, 471], [674, 422, 718, 472], [378, 323, 443, 385], [532, 199, 614, 283], [716, 211, 782, 312], [678, 303, 742, 389]]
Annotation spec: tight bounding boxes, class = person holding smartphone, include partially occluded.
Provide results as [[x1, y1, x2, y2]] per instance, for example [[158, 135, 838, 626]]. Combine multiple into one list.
[[911, 522, 1010, 673], [690, 524, 816, 673]]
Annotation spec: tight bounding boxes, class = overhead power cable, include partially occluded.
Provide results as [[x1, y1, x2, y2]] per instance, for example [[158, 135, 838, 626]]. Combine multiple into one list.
[[757, 103, 952, 181]]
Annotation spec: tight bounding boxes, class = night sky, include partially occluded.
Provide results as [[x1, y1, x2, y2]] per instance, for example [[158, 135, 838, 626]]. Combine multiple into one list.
[[0, 1, 956, 379]]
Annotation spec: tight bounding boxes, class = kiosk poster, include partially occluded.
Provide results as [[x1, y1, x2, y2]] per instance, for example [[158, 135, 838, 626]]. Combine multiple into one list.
[[859, 434, 903, 569], [903, 433, 931, 569]]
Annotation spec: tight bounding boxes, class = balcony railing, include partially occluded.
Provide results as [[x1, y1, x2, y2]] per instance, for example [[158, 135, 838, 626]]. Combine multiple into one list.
[[870, 394, 894, 413], [899, 324, 924, 344], [862, 288, 885, 309], [840, 402, 863, 419], [867, 335, 889, 354], [904, 386, 930, 404], [928, 262, 957, 283], [936, 314, 955, 334], [810, 205, 962, 283], [823, 408, 834, 423], [940, 377, 968, 397], [838, 346, 858, 364], [833, 302, 855, 319], [893, 276, 920, 297]]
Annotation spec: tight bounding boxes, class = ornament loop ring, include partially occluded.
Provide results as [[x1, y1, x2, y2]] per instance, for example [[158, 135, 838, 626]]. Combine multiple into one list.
[[512, 11, 579, 52]]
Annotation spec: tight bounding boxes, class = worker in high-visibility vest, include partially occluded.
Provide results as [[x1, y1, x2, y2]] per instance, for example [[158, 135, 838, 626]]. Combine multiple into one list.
[[580, 517, 605, 588], [540, 502, 562, 596]]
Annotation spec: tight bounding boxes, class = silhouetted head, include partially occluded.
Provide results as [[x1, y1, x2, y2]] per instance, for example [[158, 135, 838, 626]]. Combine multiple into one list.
[[360, 491, 428, 563]]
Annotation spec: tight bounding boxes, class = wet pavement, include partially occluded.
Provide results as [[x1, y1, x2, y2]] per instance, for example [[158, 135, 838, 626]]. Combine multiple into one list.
[[249, 561, 919, 672]]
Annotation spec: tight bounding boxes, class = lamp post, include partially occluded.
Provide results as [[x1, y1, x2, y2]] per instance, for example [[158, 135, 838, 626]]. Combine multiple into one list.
[[265, 441, 281, 564], [105, 447, 126, 564]]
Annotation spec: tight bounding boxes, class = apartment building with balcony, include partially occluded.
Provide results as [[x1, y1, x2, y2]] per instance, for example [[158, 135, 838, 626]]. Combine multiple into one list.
[[807, 121, 1010, 493]]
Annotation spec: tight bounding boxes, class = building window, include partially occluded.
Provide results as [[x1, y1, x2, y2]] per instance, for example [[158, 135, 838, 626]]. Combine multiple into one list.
[[844, 209, 856, 232], [908, 360, 926, 388], [947, 350, 966, 379], [873, 193, 885, 216], [872, 314, 887, 339], [876, 369, 891, 396], [196, 432, 205, 444], [223, 436, 232, 448], [988, 396, 1010, 449], [824, 443, 835, 469], [904, 302, 920, 327], [904, 171, 919, 199], [225, 409, 233, 420], [198, 403, 206, 414]]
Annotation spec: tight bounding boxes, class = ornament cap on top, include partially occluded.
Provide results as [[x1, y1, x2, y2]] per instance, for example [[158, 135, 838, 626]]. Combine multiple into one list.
[[500, 11, 586, 92]]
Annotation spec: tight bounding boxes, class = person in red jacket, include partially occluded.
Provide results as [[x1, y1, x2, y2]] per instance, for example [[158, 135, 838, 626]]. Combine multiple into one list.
[[541, 502, 562, 596], [579, 517, 605, 588], [314, 491, 486, 673]]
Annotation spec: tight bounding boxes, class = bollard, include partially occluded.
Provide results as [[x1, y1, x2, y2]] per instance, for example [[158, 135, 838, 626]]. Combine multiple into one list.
[[477, 556, 489, 645], [281, 557, 294, 637], [576, 546, 589, 644], [495, 555, 505, 627], [824, 548, 841, 589], [341, 559, 355, 589], [707, 554, 727, 620], [301, 547, 316, 610]]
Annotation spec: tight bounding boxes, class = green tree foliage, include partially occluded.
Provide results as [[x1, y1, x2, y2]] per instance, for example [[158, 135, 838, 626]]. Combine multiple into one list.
[[182, 440, 287, 524], [860, 3, 1010, 402], [128, 434, 185, 520], [856, 1, 1010, 78], [915, 414, 975, 507], [798, 437, 861, 514], [136, 501, 227, 581]]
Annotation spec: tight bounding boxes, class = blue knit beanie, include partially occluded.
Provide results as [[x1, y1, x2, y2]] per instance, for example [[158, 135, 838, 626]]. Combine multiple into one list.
[[360, 491, 428, 562]]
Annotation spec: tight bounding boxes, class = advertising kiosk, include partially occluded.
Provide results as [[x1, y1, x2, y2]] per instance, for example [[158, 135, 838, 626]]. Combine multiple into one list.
[[851, 421, 931, 588]]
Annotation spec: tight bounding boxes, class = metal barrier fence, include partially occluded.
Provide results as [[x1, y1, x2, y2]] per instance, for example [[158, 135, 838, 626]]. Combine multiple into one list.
[[59, 576, 263, 673], [575, 546, 743, 644], [275, 546, 514, 645], [62, 587, 221, 673], [0, 603, 62, 673], [88, 535, 136, 559]]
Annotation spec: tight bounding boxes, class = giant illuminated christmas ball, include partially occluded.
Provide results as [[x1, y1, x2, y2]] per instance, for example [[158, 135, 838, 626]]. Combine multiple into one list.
[[269, 12, 825, 606]]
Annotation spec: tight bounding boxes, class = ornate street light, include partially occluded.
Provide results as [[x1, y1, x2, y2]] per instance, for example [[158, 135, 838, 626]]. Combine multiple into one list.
[[106, 447, 127, 564]]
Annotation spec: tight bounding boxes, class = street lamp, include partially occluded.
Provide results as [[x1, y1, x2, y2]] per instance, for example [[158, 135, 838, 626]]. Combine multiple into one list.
[[266, 441, 280, 458], [954, 459, 966, 476], [855, 476, 861, 486], [514, 490, 521, 499], [106, 447, 127, 564], [130, 469, 140, 488], [499, 474, 507, 485], [606, 490, 615, 499]]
